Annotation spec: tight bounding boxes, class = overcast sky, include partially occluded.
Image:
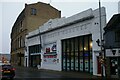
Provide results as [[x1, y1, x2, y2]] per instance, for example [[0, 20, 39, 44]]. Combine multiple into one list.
[[0, 0, 120, 54]]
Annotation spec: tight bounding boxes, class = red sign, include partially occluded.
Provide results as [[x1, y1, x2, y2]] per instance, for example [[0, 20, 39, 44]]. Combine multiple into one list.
[[46, 48, 50, 52]]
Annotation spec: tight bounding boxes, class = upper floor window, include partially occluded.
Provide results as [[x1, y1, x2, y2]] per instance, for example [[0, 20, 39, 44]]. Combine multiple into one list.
[[21, 21, 23, 27], [115, 30, 120, 42], [31, 8, 37, 15]]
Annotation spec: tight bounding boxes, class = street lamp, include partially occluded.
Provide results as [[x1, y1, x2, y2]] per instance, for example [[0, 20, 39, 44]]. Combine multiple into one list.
[[97, 0, 106, 78]]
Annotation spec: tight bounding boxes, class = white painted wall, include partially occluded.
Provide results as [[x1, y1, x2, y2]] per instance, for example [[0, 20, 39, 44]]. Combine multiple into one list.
[[25, 7, 106, 75], [27, 36, 40, 46]]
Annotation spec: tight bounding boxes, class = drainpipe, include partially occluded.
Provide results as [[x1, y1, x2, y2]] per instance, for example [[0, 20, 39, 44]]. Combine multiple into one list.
[[38, 27, 42, 66]]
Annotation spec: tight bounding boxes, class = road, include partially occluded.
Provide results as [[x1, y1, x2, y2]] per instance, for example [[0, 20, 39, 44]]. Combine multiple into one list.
[[0, 66, 101, 80], [14, 66, 81, 80], [15, 67, 67, 78]]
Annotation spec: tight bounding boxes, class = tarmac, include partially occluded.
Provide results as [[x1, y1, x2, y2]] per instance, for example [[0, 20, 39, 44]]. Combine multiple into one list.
[[14, 65, 109, 79]]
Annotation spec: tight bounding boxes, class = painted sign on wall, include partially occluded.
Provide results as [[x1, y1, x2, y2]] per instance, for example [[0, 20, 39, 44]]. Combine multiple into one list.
[[43, 42, 58, 64]]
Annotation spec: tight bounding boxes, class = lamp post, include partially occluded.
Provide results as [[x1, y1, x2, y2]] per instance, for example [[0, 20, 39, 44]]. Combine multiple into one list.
[[97, 0, 106, 78], [96, 39, 106, 78], [98, 0, 104, 77]]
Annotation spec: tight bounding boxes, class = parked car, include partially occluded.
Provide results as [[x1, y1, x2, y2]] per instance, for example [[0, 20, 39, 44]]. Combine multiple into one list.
[[1, 65, 15, 79]]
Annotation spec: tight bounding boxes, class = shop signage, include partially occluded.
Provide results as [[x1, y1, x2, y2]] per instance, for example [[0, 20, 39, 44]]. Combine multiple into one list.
[[43, 52, 57, 64], [43, 43, 58, 64], [46, 48, 50, 53], [51, 44, 56, 51]]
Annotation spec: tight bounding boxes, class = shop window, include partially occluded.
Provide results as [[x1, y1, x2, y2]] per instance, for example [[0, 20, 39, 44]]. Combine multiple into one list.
[[71, 39, 74, 52], [62, 41, 66, 52], [66, 40, 70, 52], [62, 34, 92, 73], [75, 38, 78, 52], [110, 58, 118, 75], [79, 37, 83, 51], [29, 44, 41, 53], [84, 36, 88, 51], [115, 30, 120, 42], [89, 36, 92, 50], [80, 57, 83, 71]]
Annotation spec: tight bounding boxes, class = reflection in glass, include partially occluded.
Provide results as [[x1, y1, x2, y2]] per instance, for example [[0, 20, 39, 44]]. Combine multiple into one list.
[[79, 37, 83, 51], [75, 57, 78, 70], [62, 34, 93, 73], [75, 38, 78, 51], [84, 36, 88, 51], [71, 57, 74, 70], [80, 57, 83, 71]]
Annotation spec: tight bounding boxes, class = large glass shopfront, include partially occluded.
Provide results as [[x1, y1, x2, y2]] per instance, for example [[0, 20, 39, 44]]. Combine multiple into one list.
[[62, 34, 93, 73]]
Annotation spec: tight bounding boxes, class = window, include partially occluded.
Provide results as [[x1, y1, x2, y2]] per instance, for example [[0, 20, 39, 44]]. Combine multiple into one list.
[[29, 44, 41, 53], [62, 34, 93, 73], [21, 21, 23, 27], [18, 37, 20, 48], [115, 30, 120, 42], [31, 8, 37, 15]]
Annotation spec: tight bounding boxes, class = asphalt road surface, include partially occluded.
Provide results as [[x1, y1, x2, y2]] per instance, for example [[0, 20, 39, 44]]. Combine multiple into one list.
[[1, 66, 101, 80], [14, 66, 74, 80]]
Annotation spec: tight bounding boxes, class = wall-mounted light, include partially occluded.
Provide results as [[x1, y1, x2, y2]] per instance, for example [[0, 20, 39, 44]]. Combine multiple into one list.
[[84, 47, 87, 51], [90, 42, 92, 48], [96, 39, 100, 46]]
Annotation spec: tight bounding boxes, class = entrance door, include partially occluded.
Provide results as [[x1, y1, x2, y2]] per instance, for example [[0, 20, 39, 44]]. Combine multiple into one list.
[[97, 57, 101, 74], [110, 57, 118, 75], [31, 55, 41, 67]]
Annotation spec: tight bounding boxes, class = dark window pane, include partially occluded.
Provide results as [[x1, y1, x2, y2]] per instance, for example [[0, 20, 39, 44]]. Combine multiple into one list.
[[84, 36, 88, 51], [31, 8, 37, 15], [75, 38, 78, 52], [115, 30, 120, 42], [79, 37, 83, 51]]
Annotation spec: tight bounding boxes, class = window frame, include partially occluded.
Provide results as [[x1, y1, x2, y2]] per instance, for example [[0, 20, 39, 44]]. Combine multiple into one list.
[[31, 8, 37, 15]]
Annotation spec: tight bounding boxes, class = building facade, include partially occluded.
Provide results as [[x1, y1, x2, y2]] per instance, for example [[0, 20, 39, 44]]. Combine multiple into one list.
[[25, 7, 106, 76], [11, 2, 61, 66], [104, 14, 120, 78]]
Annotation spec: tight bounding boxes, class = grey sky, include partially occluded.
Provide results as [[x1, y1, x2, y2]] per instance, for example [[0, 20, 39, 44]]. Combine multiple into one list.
[[0, 0, 119, 54]]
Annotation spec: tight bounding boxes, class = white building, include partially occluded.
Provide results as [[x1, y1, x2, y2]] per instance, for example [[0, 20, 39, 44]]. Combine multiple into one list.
[[25, 7, 106, 76]]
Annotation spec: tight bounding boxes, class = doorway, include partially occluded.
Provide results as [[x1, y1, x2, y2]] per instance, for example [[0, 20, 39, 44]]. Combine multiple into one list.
[[110, 57, 118, 75], [97, 57, 101, 74], [30, 54, 41, 67]]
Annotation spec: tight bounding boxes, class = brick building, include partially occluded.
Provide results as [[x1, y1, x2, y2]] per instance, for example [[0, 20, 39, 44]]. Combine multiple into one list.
[[11, 2, 61, 66]]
